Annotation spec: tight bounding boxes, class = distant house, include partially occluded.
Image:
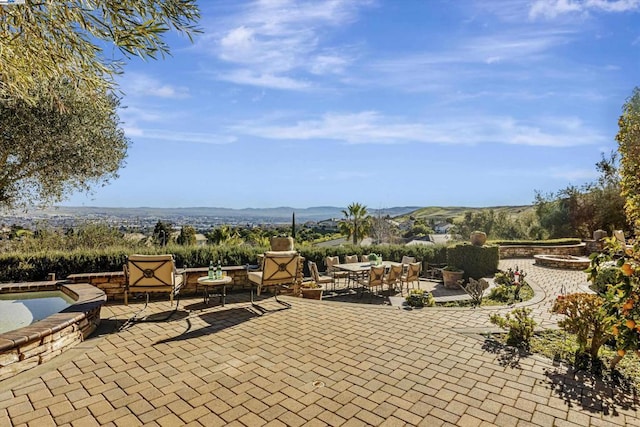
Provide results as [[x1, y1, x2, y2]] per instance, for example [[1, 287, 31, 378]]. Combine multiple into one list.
[[405, 236, 434, 246], [317, 218, 340, 230], [195, 233, 208, 246], [434, 222, 454, 234], [315, 236, 373, 248]]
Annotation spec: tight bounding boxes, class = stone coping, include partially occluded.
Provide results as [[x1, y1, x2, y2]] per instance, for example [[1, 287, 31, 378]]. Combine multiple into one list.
[[534, 254, 591, 270], [499, 242, 586, 258], [66, 265, 251, 281], [0, 281, 106, 352]]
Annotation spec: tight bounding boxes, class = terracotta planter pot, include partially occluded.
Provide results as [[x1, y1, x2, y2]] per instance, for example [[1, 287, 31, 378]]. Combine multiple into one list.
[[301, 288, 323, 300], [470, 231, 487, 246], [442, 269, 464, 289]]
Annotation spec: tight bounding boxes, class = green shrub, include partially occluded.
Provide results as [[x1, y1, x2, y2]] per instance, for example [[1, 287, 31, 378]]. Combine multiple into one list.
[[489, 284, 512, 302], [446, 243, 499, 280], [490, 308, 537, 348], [591, 266, 622, 294], [551, 293, 613, 359], [405, 289, 435, 307], [0, 243, 449, 282]]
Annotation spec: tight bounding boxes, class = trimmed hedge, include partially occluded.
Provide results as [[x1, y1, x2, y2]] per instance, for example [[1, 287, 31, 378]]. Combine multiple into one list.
[[446, 243, 499, 280], [0, 243, 448, 282]]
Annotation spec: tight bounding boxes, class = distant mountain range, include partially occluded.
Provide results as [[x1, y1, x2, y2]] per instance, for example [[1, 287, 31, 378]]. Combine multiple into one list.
[[12, 205, 423, 222], [3, 204, 535, 224]]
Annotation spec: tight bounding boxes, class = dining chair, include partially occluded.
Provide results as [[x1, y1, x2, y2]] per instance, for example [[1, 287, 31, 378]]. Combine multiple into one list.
[[360, 265, 385, 298], [345, 255, 359, 264], [401, 255, 416, 275], [400, 262, 422, 295], [325, 256, 348, 288], [308, 261, 334, 288], [384, 264, 403, 294], [360, 254, 369, 263], [401, 255, 416, 265], [345, 254, 361, 287]]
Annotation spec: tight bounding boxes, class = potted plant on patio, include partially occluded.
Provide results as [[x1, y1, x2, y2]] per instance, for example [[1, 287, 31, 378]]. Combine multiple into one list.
[[442, 266, 464, 289], [300, 281, 323, 300]]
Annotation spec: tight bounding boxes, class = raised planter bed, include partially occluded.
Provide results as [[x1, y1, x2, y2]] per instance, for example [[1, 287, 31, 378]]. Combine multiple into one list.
[[500, 243, 586, 258], [534, 254, 591, 270]]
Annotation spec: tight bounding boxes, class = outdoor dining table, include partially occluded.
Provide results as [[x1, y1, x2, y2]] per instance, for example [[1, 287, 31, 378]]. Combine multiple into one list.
[[332, 261, 403, 288], [332, 260, 402, 273]]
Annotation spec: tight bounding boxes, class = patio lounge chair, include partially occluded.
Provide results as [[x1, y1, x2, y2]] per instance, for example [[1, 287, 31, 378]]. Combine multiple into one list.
[[248, 251, 300, 307], [124, 254, 185, 306]]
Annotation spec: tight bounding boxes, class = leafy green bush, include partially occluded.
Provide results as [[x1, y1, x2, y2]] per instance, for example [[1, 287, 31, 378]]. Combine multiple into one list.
[[552, 293, 613, 359], [405, 289, 435, 307], [446, 243, 499, 279], [489, 284, 512, 302], [591, 266, 622, 294], [493, 272, 511, 286], [490, 308, 537, 348]]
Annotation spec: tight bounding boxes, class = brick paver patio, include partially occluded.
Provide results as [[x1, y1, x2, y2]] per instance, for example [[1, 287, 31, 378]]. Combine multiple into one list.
[[1, 259, 638, 426]]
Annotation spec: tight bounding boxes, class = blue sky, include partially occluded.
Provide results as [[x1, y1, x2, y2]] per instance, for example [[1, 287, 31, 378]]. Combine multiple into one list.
[[64, 0, 640, 209]]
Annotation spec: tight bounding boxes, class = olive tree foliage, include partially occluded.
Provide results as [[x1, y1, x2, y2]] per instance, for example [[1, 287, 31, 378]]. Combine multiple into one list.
[[453, 209, 535, 240], [617, 87, 640, 234], [0, 81, 129, 210], [0, 0, 201, 107], [534, 152, 627, 239]]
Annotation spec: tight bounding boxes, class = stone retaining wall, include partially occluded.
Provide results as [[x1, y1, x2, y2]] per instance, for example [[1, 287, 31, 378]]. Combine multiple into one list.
[[66, 264, 303, 301], [499, 243, 586, 258]]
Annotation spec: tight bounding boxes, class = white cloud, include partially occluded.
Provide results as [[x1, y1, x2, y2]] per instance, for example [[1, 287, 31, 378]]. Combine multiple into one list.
[[121, 73, 190, 99], [232, 111, 607, 147], [529, 0, 640, 19], [133, 129, 237, 145], [217, 70, 310, 90], [200, 0, 373, 89]]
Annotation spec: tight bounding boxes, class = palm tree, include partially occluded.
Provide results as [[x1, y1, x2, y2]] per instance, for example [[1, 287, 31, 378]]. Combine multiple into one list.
[[339, 202, 372, 245]]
